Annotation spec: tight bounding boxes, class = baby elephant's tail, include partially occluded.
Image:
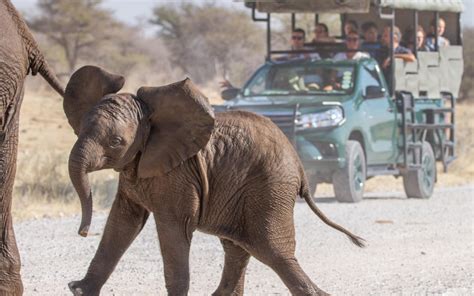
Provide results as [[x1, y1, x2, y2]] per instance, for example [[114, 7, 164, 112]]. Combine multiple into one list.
[[300, 174, 366, 248]]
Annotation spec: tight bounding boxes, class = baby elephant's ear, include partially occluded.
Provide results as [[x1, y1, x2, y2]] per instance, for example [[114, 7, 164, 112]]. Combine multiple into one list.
[[137, 78, 215, 178], [64, 65, 125, 135]]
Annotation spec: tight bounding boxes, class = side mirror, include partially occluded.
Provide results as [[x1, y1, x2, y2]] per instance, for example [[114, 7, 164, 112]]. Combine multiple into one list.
[[221, 88, 240, 101], [365, 86, 386, 99]]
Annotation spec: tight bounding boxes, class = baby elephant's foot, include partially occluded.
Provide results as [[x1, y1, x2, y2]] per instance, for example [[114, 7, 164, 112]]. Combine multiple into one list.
[[316, 287, 330, 296], [68, 280, 100, 296]]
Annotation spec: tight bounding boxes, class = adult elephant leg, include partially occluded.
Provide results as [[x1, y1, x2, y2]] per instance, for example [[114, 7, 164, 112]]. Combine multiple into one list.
[[212, 239, 250, 296], [0, 92, 23, 296], [68, 191, 149, 296], [155, 213, 194, 296]]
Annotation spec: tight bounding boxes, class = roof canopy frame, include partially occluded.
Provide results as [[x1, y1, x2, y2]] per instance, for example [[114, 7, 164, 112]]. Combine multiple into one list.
[[244, 0, 464, 14]]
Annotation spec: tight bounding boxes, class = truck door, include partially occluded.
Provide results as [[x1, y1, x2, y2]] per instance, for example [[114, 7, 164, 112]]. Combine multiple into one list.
[[358, 63, 398, 164]]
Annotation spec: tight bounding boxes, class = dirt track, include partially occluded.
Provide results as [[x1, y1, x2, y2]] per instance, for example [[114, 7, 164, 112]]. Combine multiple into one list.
[[16, 185, 473, 295]]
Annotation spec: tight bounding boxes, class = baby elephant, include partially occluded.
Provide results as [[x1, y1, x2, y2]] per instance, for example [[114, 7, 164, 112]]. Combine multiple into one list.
[[64, 65, 364, 296]]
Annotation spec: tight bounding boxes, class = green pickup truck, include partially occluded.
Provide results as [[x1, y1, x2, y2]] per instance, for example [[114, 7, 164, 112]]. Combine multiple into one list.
[[214, 0, 463, 202], [215, 57, 456, 202]]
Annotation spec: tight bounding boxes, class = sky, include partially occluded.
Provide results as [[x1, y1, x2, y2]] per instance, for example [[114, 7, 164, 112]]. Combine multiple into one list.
[[11, 0, 474, 28]]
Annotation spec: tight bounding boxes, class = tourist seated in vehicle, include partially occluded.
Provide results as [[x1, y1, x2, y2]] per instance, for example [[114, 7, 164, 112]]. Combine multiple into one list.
[[361, 21, 382, 59], [403, 25, 430, 53], [262, 63, 352, 94], [320, 69, 344, 91], [310, 23, 336, 58], [333, 31, 370, 61], [426, 17, 450, 51], [220, 29, 321, 90], [312, 23, 335, 43], [415, 26, 430, 52], [275, 28, 321, 61], [305, 65, 356, 93], [380, 25, 416, 70], [343, 19, 359, 37]]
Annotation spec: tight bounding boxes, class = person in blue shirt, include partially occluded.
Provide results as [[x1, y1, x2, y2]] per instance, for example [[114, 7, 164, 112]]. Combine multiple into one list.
[[361, 21, 382, 60], [379, 25, 416, 89], [380, 25, 416, 70]]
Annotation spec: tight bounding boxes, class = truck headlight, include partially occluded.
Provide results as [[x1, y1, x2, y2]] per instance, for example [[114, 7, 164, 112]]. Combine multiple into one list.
[[296, 107, 344, 130]]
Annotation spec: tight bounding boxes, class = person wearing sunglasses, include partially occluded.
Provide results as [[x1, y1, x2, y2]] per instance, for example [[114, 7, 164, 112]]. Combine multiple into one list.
[[277, 28, 320, 61], [333, 31, 369, 61], [290, 28, 306, 51]]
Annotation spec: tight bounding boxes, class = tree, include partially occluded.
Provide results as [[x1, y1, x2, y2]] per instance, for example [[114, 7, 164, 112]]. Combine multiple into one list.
[[28, 0, 119, 75], [150, 2, 265, 84]]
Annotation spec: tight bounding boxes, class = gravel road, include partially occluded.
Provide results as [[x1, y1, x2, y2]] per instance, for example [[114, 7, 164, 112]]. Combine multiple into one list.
[[16, 185, 473, 295]]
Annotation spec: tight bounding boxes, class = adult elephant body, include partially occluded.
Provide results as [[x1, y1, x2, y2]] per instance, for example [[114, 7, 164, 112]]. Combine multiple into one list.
[[1, 0, 64, 294], [65, 66, 364, 295]]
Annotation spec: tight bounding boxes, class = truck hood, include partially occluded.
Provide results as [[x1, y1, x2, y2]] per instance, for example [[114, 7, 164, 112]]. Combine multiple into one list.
[[222, 94, 351, 107]]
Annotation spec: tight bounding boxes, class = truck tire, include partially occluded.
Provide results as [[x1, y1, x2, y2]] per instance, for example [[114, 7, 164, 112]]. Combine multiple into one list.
[[403, 141, 436, 199], [308, 177, 317, 198], [333, 140, 366, 203]]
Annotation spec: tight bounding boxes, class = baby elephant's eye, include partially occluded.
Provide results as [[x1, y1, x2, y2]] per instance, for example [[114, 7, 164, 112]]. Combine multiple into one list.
[[109, 137, 123, 148]]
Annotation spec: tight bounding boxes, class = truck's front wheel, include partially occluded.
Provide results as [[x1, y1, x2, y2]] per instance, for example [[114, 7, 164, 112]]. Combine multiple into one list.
[[308, 177, 318, 198], [403, 141, 436, 199], [333, 140, 366, 203]]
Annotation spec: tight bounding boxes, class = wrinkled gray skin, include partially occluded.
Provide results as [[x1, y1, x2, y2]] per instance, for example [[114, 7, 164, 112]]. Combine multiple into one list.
[[64, 66, 364, 296], [0, 1, 64, 294]]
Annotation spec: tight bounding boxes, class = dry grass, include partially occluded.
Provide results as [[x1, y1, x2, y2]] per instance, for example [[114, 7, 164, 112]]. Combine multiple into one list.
[[10, 84, 474, 220], [12, 150, 118, 221]]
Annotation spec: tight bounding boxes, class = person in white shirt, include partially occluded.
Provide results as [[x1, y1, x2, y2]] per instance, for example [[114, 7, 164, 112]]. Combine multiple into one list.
[[333, 31, 370, 61], [426, 17, 450, 51]]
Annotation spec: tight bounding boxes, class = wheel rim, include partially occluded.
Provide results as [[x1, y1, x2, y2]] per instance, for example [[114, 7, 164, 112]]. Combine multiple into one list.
[[422, 152, 435, 193], [353, 153, 364, 192]]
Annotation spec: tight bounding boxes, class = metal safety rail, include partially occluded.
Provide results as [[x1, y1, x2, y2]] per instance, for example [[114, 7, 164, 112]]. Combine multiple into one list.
[[425, 92, 456, 172], [397, 91, 456, 172]]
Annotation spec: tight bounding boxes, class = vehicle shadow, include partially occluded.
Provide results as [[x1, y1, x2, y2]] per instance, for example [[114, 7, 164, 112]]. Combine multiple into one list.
[[297, 192, 407, 203], [363, 195, 407, 200], [296, 196, 337, 203], [363, 192, 406, 200]]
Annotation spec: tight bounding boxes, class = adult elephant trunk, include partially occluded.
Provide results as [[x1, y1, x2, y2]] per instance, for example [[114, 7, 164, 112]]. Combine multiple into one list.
[[68, 139, 99, 237]]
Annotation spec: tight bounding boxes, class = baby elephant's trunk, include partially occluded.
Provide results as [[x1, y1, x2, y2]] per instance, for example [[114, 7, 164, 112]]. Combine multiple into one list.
[[68, 140, 94, 237], [300, 174, 366, 247]]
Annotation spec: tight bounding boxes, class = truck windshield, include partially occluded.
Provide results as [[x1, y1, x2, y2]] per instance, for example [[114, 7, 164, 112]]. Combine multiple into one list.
[[243, 63, 355, 96]]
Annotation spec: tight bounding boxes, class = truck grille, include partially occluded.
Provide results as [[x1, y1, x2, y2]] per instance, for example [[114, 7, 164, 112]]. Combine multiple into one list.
[[213, 105, 297, 145], [260, 112, 296, 141]]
